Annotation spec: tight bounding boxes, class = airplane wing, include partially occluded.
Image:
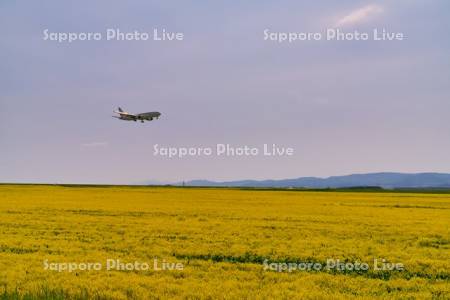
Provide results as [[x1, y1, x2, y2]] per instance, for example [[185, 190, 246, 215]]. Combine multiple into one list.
[[117, 112, 138, 120]]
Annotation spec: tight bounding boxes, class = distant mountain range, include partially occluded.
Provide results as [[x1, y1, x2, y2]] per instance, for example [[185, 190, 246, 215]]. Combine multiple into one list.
[[175, 173, 450, 189]]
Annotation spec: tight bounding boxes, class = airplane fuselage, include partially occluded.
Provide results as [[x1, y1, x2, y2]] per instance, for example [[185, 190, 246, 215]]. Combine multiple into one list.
[[113, 108, 161, 122]]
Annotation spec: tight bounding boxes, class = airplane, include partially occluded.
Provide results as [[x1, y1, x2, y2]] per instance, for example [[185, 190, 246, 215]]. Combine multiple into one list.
[[113, 107, 161, 123]]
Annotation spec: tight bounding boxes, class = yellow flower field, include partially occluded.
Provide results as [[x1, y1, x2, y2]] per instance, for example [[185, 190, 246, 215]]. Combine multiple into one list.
[[0, 185, 449, 299]]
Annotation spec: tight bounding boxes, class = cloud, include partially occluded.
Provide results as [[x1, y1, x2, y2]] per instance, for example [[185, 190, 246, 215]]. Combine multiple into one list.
[[336, 4, 383, 27], [81, 142, 108, 148]]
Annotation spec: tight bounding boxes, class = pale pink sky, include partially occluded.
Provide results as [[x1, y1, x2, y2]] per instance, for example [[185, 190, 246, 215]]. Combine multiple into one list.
[[1, 1, 450, 183]]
